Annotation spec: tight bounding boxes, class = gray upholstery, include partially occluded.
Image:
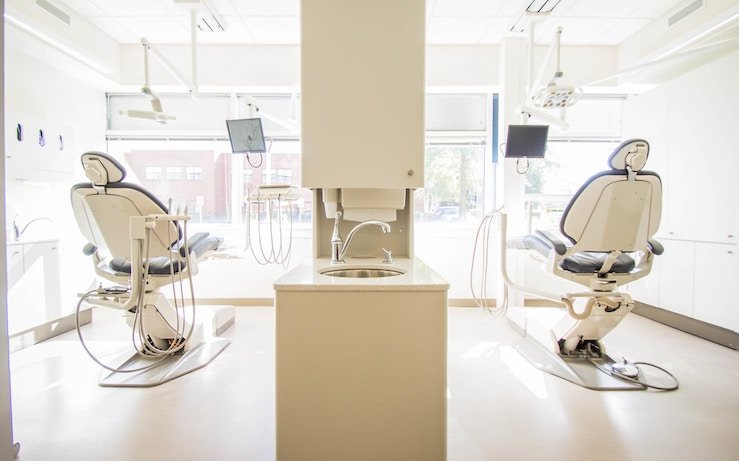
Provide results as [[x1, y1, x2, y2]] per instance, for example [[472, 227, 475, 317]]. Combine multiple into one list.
[[508, 233, 636, 274], [560, 252, 635, 274], [510, 138, 661, 275], [71, 152, 222, 274]]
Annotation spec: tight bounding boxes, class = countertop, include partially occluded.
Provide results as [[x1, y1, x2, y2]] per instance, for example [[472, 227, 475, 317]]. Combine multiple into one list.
[[273, 257, 449, 292]]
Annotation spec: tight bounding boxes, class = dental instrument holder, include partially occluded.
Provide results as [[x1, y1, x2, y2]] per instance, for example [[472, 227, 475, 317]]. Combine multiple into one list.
[[330, 211, 391, 264]]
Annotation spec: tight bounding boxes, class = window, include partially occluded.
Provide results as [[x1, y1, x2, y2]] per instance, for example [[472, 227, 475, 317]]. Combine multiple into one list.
[[145, 166, 162, 180], [185, 166, 203, 180], [524, 95, 625, 232], [165, 166, 182, 180]]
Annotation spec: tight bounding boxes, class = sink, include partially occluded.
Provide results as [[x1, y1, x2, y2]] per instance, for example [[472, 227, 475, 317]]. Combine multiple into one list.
[[320, 268, 404, 278]]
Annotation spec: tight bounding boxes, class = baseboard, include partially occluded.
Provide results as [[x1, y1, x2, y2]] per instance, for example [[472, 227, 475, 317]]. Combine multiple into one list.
[[9, 308, 93, 353], [634, 302, 739, 350]]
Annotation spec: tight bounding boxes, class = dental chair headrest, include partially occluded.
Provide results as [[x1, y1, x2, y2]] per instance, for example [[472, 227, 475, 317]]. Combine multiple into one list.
[[608, 139, 649, 171], [81, 152, 126, 186]]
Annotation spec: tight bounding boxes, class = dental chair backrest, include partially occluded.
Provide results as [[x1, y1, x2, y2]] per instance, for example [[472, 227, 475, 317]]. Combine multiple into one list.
[[70, 152, 181, 260], [560, 139, 662, 252]]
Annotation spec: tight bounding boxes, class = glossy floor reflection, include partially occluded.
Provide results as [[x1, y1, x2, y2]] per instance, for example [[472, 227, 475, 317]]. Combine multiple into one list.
[[10, 306, 739, 460]]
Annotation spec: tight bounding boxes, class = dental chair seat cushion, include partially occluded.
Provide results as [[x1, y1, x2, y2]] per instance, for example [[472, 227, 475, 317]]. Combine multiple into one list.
[[509, 234, 636, 273], [109, 257, 187, 275], [560, 252, 635, 274]]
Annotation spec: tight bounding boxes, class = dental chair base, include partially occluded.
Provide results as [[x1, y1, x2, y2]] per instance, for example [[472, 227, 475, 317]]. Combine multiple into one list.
[[97, 291, 234, 388], [99, 336, 230, 388], [508, 306, 646, 391]]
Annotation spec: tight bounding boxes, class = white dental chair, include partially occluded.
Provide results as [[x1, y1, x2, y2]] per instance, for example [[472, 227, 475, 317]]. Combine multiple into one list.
[[70, 151, 231, 387], [503, 139, 675, 390]]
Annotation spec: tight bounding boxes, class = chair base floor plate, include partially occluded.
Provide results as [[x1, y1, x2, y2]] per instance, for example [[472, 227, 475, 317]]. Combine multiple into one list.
[[513, 335, 645, 390], [98, 338, 230, 388]]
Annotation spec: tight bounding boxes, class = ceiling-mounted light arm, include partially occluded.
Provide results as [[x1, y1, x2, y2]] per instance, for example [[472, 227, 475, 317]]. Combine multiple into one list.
[[242, 95, 300, 134], [140, 35, 198, 98], [528, 26, 563, 101], [190, 8, 199, 99]]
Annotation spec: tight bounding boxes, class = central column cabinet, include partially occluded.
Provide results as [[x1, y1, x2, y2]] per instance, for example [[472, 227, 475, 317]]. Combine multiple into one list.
[[300, 0, 425, 189]]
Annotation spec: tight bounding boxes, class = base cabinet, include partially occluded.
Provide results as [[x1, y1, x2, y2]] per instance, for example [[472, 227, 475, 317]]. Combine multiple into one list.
[[693, 242, 738, 332]]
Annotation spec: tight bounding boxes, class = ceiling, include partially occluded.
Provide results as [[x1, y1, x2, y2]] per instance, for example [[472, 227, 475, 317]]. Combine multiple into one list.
[[56, 0, 687, 46]]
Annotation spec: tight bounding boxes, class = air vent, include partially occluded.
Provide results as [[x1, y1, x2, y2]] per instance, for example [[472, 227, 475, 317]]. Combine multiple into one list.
[[35, 0, 71, 26], [668, 0, 704, 28]]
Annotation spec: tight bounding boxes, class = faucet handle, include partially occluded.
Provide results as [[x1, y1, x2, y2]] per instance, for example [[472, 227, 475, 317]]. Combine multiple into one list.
[[382, 248, 394, 264]]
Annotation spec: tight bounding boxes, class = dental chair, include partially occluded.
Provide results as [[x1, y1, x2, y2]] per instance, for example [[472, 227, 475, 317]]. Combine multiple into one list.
[[70, 151, 232, 387], [502, 139, 676, 390]]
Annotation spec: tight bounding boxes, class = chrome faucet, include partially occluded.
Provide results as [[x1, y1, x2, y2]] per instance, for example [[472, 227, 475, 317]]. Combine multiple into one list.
[[331, 211, 391, 264], [13, 217, 52, 241]]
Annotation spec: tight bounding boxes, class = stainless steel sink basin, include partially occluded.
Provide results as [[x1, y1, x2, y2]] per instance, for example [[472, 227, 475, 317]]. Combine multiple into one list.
[[320, 268, 404, 278]]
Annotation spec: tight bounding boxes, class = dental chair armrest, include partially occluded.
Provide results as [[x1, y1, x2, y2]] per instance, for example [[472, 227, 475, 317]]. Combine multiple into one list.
[[175, 232, 223, 258], [647, 238, 664, 255], [535, 230, 568, 256], [82, 243, 98, 256]]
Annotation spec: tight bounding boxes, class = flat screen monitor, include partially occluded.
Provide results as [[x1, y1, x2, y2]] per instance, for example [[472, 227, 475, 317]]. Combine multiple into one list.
[[226, 118, 267, 153], [504, 124, 549, 158]]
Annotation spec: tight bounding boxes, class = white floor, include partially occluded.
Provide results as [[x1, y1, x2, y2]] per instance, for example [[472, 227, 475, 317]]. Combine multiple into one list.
[[10, 306, 739, 461]]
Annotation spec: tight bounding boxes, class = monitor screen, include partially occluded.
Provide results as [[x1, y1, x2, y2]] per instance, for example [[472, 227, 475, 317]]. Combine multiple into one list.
[[504, 125, 549, 158], [226, 118, 267, 153]]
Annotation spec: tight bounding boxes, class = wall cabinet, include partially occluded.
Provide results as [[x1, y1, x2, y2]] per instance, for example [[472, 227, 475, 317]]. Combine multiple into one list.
[[300, 0, 425, 189]]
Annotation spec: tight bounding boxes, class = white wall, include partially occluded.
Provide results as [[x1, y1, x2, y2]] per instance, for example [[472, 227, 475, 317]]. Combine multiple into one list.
[[6, 0, 121, 82], [117, 43, 618, 91], [4, 28, 108, 321]]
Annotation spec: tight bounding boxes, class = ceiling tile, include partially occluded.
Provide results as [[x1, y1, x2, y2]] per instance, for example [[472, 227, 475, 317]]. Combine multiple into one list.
[[175, 15, 256, 44], [560, 0, 646, 18], [535, 17, 621, 44], [497, 0, 525, 16], [428, 17, 496, 44], [433, 0, 506, 17], [114, 16, 189, 43], [478, 17, 518, 43], [86, 16, 139, 43], [206, 0, 240, 16], [242, 16, 300, 44], [57, 0, 105, 17], [591, 18, 651, 45], [87, 0, 173, 16], [230, 0, 299, 16], [630, 0, 685, 19]]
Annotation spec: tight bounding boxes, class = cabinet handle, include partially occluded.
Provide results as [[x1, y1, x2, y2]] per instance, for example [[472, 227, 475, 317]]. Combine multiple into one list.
[[729, 250, 734, 255], [729, 234, 735, 238], [668, 231, 674, 235]]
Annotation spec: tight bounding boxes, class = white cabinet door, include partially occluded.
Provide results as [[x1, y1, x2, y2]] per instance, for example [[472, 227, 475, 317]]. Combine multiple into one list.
[[664, 52, 739, 243], [5, 244, 24, 288], [301, 0, 425, 189], [658, 239, 695, 317], [693, 242, 738, 332]]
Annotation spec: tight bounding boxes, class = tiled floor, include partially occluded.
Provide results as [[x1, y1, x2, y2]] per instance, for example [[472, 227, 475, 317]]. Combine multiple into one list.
[[10, 306, 739, 460]]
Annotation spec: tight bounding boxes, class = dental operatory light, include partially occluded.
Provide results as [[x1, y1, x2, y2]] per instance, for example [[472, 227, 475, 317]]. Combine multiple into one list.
[[125, 1, 209, 123]]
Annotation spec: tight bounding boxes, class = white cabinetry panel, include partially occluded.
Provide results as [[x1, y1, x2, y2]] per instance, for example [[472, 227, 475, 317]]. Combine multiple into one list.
[[658, 239, 695, 317], [693, 242, 738, 332]]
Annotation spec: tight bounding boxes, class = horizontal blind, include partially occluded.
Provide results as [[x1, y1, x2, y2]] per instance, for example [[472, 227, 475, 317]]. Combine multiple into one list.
[[425, 94, 487, 131], [548, 96, 624, 140]]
